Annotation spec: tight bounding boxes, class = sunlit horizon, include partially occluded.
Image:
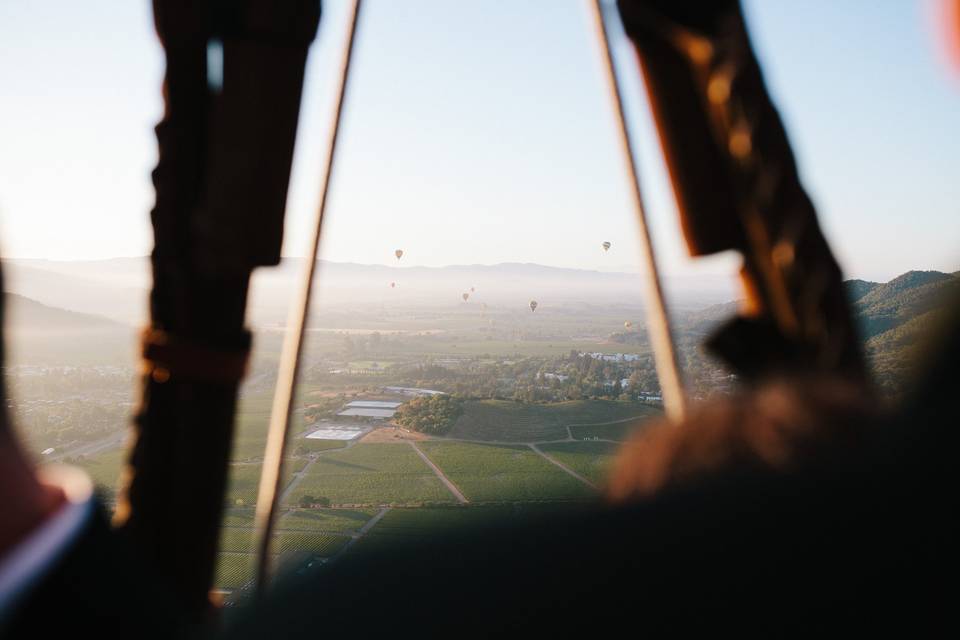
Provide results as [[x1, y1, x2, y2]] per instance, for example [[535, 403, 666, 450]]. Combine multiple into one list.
[[2, 1, 958, 284]]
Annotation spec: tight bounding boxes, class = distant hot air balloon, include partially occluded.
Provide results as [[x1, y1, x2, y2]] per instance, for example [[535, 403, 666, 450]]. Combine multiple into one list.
[[602, 241, 611, 252], [390, 282, 396, 288], [462, 293, 470, 302], [529, 300, 538, 312], [470, 286, 475, 293], [624, 320, 633, 329], [395, 249, 404, 260]]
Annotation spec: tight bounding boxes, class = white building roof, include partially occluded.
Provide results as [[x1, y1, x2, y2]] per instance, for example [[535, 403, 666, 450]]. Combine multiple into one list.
[[337, 408, 396, 419], [383, 386, 445, 396], [345, 400, 403, 409], [306, 426, 368, 441]]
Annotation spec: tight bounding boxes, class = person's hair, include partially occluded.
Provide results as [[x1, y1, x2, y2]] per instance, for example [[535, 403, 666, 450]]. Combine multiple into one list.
[[606, 377, 878, 502]]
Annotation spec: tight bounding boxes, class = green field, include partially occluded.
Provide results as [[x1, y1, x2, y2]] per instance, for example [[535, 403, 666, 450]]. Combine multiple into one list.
[[229, 391, 273, 461], [447, 399, 658, 442], [224, 457, 309, 507], [214, 553, 256, 589], [225, 463, 262, 506], [218, 528, 255, 553], [278, 508, 376, 533], [568, 417, 653, 442], [288, 443, 455, 506], [272, 531, 351, 556], [295, 438, 348, 453], [538, 441, 620, 485], [221, 508, 256, 527], [76, 448, 125, 498], [418, 442, 595, 502], [218, 525, 355, 556]]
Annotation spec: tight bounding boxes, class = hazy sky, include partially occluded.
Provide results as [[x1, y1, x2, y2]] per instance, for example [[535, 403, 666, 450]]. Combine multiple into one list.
[[0, 0, 957, 283]]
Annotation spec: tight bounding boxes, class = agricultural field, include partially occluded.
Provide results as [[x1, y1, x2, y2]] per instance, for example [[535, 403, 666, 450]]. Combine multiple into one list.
[[214, 553, 257, 590], [225, 463, 262, 506], [568, 418, 651, 442], [272, 531, 351, 556], [221, 508, 257, 528], [225, 457, 308, 507], [538, 441, 620, 485], [295, 438, 348, 453], [217, 528, 255, 553], [216, 530, 349, 558], [287, 443, 455, 506], [447, 399, 658, 442], [418, 442, 595, 502], [229, 391, 274, 461], [278, 508, 376, 533], [75, 447, 125, 499]]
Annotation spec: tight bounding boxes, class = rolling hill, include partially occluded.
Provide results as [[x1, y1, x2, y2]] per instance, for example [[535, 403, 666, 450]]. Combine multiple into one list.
[[2, 293, 134, 365], [853, 271, 959, 394], [4, 293, 124, 333], [684, 270, 959, 395]]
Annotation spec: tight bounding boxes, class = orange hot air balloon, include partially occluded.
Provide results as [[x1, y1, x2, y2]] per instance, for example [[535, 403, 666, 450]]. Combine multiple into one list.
[[395, 249, 404, 260], [462, 293, 470, 302]]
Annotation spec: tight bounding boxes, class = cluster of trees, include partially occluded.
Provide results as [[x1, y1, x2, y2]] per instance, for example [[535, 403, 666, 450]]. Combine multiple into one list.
[[393, 395, 464, 435], [304, 395, 348, 424], [389, 352, 674, 404], [298, 495, 331, 508], [6, 366, 134, 452]]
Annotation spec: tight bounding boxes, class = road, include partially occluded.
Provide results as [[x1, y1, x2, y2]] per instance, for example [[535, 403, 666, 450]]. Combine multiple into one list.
[[408, 441, 469, 504], [529, 443, 599, 490]]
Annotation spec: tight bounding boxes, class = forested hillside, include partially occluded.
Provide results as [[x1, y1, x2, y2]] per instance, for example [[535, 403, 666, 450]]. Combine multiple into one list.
[[849, 271, 959, 395], [686, 271, 958, 398]]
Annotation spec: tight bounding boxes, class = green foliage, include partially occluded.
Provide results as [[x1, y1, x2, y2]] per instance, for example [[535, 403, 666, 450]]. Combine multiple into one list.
[[845, 279, 879, 303], [568, 420, 646, 442], [217, 529, 255, 553], [418, 441, 595, 502], [304, 395, 348, 423], [854, 271, 959, 396], [224, 463, 262, 506], [299, 494, 331, 507], [538, 441, 619, 484], [393, 394, 463, 435], [294, 439, 347, 453], [272, 532, 350, 556], [278, 508, 376, 533], [290, 443, 455, 506], [213, 553, 256, 589], [448, 399, 658, 442]]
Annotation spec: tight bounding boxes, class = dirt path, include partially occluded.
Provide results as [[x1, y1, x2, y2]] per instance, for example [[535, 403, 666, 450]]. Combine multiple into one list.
[[528, 443, 599, 490], [278, 457, 318, 504], [408, 441, 469, 504], [331, 506, 391, 558]]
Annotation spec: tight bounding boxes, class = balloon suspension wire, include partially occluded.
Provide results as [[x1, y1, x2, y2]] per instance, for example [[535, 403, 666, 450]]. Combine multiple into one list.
[[252, 0, 364, 593], [588, 0, 686, 422]]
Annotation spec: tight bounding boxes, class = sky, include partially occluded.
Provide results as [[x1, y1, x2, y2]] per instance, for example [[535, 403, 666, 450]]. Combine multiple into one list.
[[0, 0, 957, 284]]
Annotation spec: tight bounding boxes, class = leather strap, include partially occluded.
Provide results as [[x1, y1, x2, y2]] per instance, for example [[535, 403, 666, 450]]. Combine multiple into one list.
[[140, 328, 250, 384]]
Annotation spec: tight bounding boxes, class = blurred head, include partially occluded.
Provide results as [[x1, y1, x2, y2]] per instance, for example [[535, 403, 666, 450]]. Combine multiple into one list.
[[606, 377, 878, 502]]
